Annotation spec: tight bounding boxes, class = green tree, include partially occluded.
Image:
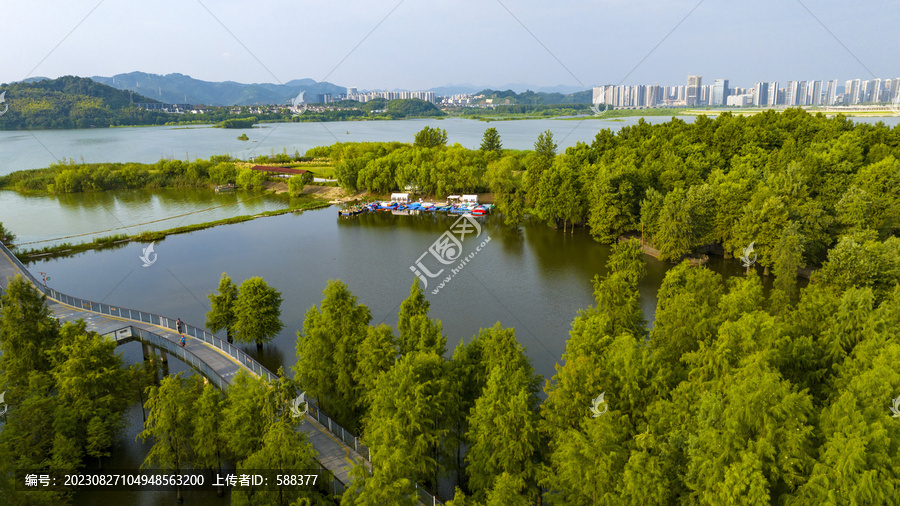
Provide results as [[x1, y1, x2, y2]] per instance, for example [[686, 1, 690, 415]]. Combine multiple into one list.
[[654, 187, 693, 261], [233, 277, 284, 349], [233, 418, 320, 506], [397, 277, 430, 352], [526, 130, 556, 204], [414, 126, 448, 148], [221, 371, 271, 461], [295, 280, 372, 429], [0, 275, 60, 389], [354, 324, 397, 406], [50, 321, 131, 467], [480, 127, 502, 154], [138, 374, 200, 502], [363, 351, 450, 490], [649, 262, 723, 388], [770, 223, 805, 314], [207, 272, 239, 342], [466, 367, 541, 501], [287, 174, 309, 196], [192, 382, 227, 495]]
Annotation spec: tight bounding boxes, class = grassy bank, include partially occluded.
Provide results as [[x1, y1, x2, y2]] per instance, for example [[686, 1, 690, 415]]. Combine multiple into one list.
[[16, 197, 330, 263]]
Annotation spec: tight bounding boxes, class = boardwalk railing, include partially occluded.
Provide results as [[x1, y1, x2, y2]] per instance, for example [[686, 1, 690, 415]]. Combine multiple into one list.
[[1, 243, 277, 383], [304, 402, 443, 505], [44, 287, 277, 382], [4, 242, 442, 504], [125, 325, 229, 390], [306, 403, 372, 463]]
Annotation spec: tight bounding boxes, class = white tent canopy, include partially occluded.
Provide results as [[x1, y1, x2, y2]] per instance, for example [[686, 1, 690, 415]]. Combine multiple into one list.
[[390, 193, 410, 202], [461, 194, 479, 203]]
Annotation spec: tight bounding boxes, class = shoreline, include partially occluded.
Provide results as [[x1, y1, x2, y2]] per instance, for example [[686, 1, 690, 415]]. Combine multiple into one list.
[[14, 199, 331, 263]]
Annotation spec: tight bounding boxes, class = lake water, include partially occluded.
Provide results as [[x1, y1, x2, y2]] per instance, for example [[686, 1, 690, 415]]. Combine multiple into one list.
[[0, 116, 684, 176], [3, 116, 899, 176]]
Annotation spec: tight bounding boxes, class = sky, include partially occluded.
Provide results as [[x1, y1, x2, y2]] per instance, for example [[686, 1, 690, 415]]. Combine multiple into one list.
[[1, 0, 896, 91]]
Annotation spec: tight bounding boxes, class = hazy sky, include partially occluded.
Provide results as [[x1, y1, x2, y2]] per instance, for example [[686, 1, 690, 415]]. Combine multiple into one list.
[[1, 0, 895, 90]]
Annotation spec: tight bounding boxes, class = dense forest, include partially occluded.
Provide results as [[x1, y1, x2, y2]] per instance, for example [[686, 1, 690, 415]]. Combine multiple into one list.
[[318, 110, 900, 269]]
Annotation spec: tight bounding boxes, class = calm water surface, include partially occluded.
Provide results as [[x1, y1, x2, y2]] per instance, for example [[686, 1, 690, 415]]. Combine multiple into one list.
[[3, 116, 898, 176], [1, 117, 680, 175]]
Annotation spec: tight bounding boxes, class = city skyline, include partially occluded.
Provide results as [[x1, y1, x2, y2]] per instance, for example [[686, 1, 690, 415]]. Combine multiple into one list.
[[592, 73, 900, 109], [1, 0, 894, 92]]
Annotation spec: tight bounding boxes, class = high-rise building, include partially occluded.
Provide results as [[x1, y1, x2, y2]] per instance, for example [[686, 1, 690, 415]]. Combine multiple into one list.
[[808, 80, 823, 105], [768, 82, 779, 106], [711, 79, 729, 106], [871, 78, 882, 102], [785, 81, 801, 106], [686, 74, 702, 106], [753, 82, 769, 106], [860, 80, 872, 103], [797, 81, 809, 105], [846, 79, 861, 104], [825, 79, 838, 105]]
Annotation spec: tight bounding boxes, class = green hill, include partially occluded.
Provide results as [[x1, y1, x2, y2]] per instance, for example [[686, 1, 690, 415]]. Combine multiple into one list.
[[0, 76, 164, 130]]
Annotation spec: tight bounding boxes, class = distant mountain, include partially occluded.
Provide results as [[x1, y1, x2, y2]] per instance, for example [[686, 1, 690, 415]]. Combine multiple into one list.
[[476, 88, 592, 105], [429, 83, 588, 96], [90, 72, 347, 106]]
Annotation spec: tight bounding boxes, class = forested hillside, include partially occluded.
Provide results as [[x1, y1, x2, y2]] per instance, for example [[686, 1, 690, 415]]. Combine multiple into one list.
[[0, 76, 165, 129]]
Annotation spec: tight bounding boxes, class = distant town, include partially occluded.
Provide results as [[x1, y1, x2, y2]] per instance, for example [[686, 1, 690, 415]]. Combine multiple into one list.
[[131, 75, 900, 115]]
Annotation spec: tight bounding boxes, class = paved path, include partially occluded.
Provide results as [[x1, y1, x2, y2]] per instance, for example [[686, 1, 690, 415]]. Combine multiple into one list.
[[0, 244, 366, 487]]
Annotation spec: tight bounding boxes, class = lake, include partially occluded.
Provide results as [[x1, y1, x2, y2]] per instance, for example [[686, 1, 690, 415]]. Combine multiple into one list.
[[3, 116, 899, 177]]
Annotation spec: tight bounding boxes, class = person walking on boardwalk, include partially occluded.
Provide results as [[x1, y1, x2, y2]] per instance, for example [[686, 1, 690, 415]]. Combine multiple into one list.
[[176, 318, 184, 334], [181, 335, 186, 347]]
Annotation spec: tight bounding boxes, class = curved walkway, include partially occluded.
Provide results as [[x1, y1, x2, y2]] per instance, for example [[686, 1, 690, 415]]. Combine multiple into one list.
[[0, 242, 369, 490]]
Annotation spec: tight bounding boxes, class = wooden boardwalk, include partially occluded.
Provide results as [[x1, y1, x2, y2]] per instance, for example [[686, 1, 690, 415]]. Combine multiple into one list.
[[0, 243, 367, 489]]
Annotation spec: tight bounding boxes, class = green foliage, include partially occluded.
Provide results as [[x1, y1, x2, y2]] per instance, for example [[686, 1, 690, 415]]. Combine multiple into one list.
[[0, 275, 60, 386], [206, 272, 238, 341], [233, 418, 319, 506], [385, 98, 444, 118], [232, 277, 284, 349], [480, 127, 502, 153], [221, 371, 271, 461], [287, 173, 312, 195], [414, 126, 448, 148], [295, 280, 372, 430], [0, 155, 242, 193], [0, 221, 16, 244], [138, 374, 200, 501], [363, 351, 450, 491], [219, 117, 257, 129]]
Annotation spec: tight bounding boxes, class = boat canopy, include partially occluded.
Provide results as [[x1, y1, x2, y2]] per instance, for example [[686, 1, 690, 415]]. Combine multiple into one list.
[[390, 193, 410, 202]]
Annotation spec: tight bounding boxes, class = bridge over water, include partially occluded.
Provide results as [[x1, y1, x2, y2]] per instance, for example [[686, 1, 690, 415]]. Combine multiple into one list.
[[0, 242, 378, 497], [0, 242, 445, 504]]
